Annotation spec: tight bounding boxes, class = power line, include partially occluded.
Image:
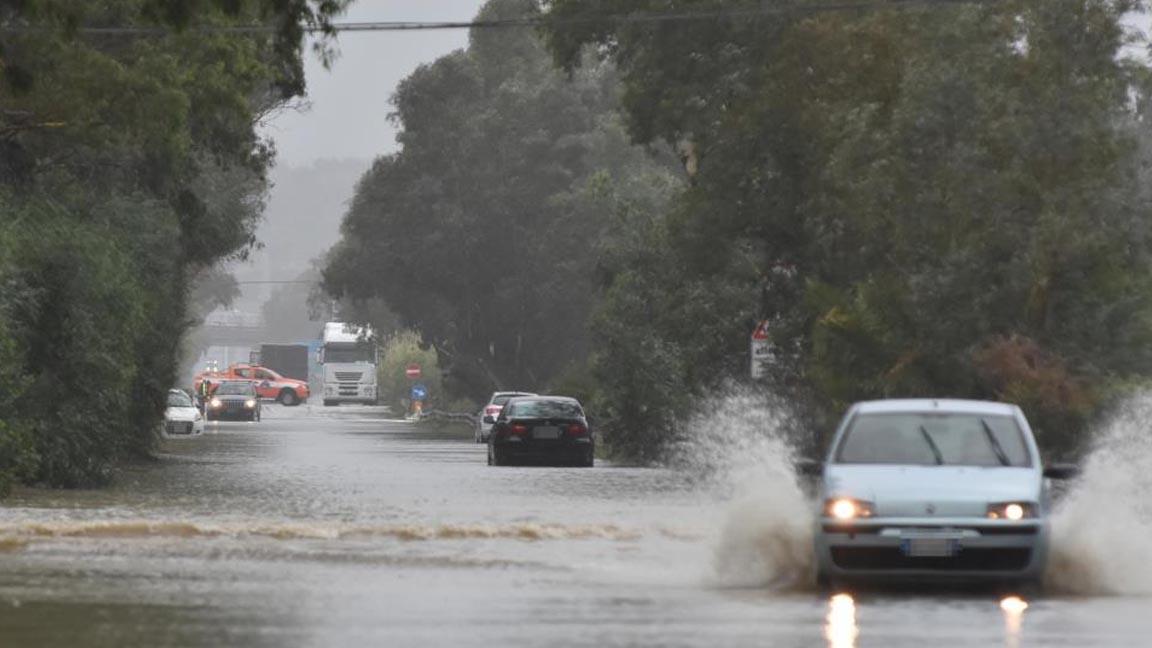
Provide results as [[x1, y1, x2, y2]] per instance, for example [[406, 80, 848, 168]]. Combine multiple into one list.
[[234, 280, 316, 285], [0, 1, 998, 36]]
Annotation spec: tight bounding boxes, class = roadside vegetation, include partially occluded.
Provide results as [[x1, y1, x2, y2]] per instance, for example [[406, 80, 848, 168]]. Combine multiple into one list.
[[377, 330, 444, 413], [327, 0, 1152, 462], [0, 0, 347, 493]]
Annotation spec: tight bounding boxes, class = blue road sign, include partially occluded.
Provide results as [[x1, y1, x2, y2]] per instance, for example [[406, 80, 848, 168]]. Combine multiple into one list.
[[410, 383, 428, 401]]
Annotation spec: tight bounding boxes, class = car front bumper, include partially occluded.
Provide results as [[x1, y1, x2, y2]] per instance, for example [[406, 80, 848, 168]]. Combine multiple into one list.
[[207, 404, 258, 420], [814, 517, 1049, 583], [163, 419, 204, 436]]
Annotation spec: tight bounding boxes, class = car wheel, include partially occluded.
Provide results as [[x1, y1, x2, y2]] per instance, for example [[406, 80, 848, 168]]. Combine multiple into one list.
[[487, 444, 494, 466], [580, 447, 594, 468], [491, 445, 510, 467], [278, 389, 299, 406]]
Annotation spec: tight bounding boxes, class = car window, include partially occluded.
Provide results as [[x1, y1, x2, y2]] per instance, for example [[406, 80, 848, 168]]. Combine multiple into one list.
[[835, 412, 1031, 467], [256, 369, 274, 380], [234, 368, 251, 378], [509, 400, 583, 419], [167, 391, 193, 407], [216, 382, 255, 396]]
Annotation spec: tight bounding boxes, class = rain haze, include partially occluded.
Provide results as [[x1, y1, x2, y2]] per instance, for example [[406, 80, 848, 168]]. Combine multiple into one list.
[[5, 2, 1152, 647], [235, 1, 487, 309]]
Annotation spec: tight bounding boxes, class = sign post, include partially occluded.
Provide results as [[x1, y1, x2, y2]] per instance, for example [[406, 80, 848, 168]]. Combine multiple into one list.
[[410, 383, 428, 418], [750, 320, 773, 380]]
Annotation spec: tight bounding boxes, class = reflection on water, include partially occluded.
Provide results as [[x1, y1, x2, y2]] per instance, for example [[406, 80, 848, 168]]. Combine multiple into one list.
[[824, 593, 858, 648], [1000, 596, 1028, 648]]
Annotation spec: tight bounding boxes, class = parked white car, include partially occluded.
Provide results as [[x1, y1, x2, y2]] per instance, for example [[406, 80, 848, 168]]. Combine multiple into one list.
[[162, 389, 205, 437], [811, 399, 1077, 589]]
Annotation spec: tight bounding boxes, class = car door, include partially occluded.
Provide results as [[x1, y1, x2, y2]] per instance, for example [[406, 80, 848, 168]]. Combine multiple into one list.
[[253, 368, 278, 398]]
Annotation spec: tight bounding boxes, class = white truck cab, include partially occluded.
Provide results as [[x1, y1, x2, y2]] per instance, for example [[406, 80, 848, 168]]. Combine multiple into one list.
[[319, 322, 378, 406]]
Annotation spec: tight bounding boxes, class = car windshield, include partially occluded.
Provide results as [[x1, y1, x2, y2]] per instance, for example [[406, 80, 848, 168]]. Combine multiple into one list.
[[216, 382, 255, 396], [836, 412, 1031, 467], [167, 391, 193, 407], [509, 399, 582, 419], [324, 344, 374, 363]]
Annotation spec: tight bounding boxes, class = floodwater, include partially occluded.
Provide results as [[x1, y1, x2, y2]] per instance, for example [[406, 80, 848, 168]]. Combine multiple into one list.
[[0, 404, 1149, 647]]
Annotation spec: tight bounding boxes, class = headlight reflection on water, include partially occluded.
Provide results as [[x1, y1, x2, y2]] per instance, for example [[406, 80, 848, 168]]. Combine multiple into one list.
[[1000, 596, 1028, 648], [824, 593, 859, 648]]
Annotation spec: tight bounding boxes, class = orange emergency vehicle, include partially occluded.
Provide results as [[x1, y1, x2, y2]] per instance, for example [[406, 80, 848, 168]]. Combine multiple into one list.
[[193, 364, 310, 406]]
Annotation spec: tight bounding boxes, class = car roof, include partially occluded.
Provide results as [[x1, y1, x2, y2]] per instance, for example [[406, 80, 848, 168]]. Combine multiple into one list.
[[492, 391, 536, 397], [507, 395, 581, 404], [852, 399, 1018, 416]]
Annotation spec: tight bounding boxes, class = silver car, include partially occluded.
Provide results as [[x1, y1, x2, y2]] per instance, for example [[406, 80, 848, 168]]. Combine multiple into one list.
[[812, 399, 1075, 588], [475, 391, 537, 443]]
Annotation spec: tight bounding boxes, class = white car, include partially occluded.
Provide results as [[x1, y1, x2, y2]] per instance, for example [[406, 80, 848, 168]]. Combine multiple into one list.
[[162, 389, 205, 437], [475, 391, 537, 443], [811, 399, 1077, 589]]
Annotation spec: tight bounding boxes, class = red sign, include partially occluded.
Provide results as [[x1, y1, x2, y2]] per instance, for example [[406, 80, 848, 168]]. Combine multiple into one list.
[[751, 320, 771, 341], [405, 363, 422, 379]]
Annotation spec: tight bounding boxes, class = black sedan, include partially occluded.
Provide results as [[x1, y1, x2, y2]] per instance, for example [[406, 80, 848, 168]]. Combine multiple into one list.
[[487, 396, 593, 467], [206, 380, 261, 422]]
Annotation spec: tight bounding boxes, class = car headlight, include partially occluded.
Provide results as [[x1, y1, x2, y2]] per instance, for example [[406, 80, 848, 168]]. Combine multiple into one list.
[[824, 498, 875, 520], [210, 398, 222, 408], [987, 502, 1036, 520], [245, 399, 257, 408]]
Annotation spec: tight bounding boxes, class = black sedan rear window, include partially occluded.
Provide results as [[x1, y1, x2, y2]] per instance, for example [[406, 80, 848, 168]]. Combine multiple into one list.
[[509, 400, 582, 419]]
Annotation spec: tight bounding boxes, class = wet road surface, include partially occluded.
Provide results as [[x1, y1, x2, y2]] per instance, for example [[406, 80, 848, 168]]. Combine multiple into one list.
[[0, 405, 1149, 647]]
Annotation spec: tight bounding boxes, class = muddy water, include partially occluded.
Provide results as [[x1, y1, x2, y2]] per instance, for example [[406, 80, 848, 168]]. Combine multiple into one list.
[[0, 405, 1149, 647]]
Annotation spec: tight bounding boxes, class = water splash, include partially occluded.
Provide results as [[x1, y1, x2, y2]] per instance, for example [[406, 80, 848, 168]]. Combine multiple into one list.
[[670, 389, 814, 588], [1046, 392, 1152, 595]]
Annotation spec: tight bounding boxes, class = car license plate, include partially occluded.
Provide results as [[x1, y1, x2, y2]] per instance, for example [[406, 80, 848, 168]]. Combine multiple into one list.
[[900, 537, 960, 558], [533, 426, 561, 440]]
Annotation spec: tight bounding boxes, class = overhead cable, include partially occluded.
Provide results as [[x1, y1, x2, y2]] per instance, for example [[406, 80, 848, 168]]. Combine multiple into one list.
[[0, 0, 999, 36]]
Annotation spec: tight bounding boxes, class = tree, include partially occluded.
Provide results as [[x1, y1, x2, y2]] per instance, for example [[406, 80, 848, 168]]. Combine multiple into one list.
[[543, 0, 1152, 456], [0, 0, 348, 488], [324, 0, 681, 403]]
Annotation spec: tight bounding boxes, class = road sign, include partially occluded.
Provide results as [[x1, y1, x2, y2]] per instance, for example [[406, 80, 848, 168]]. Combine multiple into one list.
[[751, 320, 773, 380], [752, 319, 771, 341], [410, 383, 428, 401], [405, 363, 422, 379]]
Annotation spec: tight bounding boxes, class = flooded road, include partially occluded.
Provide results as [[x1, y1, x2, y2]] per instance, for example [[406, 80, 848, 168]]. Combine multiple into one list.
[[0, 405, 1149, 647]]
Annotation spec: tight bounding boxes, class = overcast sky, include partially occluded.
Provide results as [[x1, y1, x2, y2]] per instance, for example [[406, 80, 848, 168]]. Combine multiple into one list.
[[260, 0, 488, 167]]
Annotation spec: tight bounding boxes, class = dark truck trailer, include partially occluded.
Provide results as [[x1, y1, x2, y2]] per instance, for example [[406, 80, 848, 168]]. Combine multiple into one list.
[[256, 344, 309, 382]]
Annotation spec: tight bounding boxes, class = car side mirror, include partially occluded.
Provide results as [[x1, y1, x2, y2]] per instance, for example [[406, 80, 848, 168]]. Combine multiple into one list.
[[1043, 463, 1080, 480], [795, 458, 823, 477]]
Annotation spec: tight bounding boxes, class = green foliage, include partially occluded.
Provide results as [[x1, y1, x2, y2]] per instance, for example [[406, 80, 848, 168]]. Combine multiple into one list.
[[544, 0, 1152, 458], [0, 280, 36, 496], [377, 330, 443, 411], [324, 0, 681, 403], [0, 0, 345, 488]]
